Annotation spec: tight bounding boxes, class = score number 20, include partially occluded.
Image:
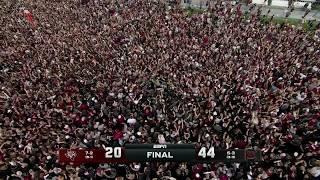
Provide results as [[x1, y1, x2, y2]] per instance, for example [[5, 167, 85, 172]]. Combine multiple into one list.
[[103, 146, 122, 158], [198, 147, 215, 158]]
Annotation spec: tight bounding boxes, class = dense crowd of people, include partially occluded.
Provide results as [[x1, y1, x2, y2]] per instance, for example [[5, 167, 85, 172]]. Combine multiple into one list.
[[0, 0, 319, 179]]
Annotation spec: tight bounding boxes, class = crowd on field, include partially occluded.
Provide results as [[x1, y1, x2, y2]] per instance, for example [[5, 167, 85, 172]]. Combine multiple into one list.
[[0, 0, 319, 179]]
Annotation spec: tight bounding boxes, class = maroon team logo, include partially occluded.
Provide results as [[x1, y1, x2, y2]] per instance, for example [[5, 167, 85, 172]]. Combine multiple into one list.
[[245, 150, 256, 160], [65, 150, 77, 161]]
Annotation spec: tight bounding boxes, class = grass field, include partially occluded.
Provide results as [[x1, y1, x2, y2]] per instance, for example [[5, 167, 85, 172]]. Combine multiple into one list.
[[185, 6, 204, 16], [261, 16, 319, 31], [312, 3, 320, 10], [185, 7, 319, 32]]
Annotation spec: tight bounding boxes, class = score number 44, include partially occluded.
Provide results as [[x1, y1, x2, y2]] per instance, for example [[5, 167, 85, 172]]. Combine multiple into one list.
[[198, 147, 215, 158]]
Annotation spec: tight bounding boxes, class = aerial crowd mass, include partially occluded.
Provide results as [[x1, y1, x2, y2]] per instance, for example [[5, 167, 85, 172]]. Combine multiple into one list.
[[0, 0, 320, 179]]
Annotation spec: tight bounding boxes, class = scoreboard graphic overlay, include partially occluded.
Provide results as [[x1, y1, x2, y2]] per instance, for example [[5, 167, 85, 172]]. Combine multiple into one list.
[[58, 144, 261, 164]]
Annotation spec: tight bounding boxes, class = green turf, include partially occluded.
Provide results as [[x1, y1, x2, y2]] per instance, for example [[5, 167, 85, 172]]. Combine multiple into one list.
[[311, 3, 320, 10], [261, 16, 319, 32], [185, 6, 205, 16], [185, 7, 319, 32]]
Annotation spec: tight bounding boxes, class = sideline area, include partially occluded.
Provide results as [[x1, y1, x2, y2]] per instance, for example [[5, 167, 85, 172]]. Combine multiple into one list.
[[180, 0, 320, 21]]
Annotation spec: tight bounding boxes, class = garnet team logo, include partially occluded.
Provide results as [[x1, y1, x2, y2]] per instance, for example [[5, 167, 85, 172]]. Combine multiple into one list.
[[65, 150, 77, 161]]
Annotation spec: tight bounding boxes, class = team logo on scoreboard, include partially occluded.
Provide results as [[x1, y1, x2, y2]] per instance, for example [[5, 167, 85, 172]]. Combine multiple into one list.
[[65, 150, 77, 161]]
